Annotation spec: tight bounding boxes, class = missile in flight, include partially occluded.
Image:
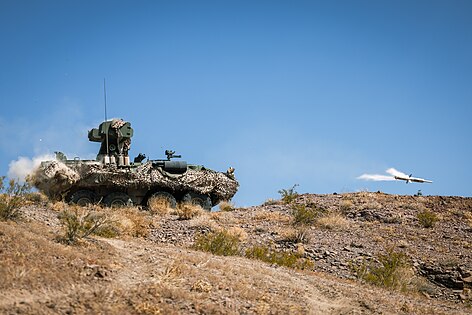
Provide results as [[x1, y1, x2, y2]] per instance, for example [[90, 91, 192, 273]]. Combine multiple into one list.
[[394, 174, 433, 184]]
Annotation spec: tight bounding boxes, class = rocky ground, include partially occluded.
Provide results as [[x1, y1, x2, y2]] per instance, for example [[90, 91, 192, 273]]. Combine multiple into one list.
[[1, 192, 471, 314]]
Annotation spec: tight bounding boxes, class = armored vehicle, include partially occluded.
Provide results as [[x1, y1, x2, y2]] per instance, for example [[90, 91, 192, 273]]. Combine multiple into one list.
[[32, 119, 238, 210]]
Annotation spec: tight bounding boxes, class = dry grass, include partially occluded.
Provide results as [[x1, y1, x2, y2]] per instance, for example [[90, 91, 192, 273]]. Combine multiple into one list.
[[50, 200, 69, 212], [0, 177, 31, 221], [226, 226, 248, 242], [253, 210, 291, 223], [175, 203, 204, 220], [112, 206, 154, 238], [278, 226, 310, 244], [245, 245, 314, 270], [316, 212, 350, 230], [263, 198, 279, 206], [210, 211, 240, 225], [3, 192, 471, 314], [0, 221, 113, 292], [218, 201, 235, 212], [24, 192, 49, 205], [188, 213, 221, 232], [339, 199, 354, 213], [58, 205, 114, 244], [148, 197, 172, 216]]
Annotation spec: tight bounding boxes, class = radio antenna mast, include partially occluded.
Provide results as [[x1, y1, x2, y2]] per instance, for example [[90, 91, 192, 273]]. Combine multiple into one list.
[[104, 78, 109, 156]]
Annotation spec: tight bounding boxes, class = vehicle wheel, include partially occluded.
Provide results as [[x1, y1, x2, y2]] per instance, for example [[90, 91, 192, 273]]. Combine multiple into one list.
[[182, 192, 212, 211], [104, 192, 133, 208], [69, 190, 95, 206], [148, 191, 177, 209]]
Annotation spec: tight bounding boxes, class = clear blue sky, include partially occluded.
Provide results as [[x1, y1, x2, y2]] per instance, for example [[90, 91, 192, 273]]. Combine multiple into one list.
[[1, 0, 471, 206]]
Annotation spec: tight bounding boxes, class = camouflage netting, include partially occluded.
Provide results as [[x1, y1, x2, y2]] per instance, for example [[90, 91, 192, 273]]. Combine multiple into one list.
[[31, 160, 239, 203]]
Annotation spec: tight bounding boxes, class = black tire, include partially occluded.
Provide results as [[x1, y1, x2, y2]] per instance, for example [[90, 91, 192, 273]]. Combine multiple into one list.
[[147, 191, 177, 209], [104, 192, 133, 208], [69, 190, 95, 206], [182, 192, 212, 211]]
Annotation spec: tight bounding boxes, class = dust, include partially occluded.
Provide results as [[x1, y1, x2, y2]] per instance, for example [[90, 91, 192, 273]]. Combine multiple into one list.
[[7, 154, 55, 182]]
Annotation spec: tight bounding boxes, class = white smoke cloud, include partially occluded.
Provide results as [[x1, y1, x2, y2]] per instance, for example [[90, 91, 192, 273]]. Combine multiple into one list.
[[386, 168, 408, 178], [7, 154, 55, 183], [357, 174, 394, 181], [357, 168, 408, 182]]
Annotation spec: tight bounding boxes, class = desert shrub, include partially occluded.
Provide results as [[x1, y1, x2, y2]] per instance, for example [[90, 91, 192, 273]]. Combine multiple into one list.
[[218, 201, 235, 212], [24, 192, 48, 204], [339, 199, 354, 213], [193, 230, 240, 256], [0, 176, 31, 221], [291, 204, 320, 225], [316, 212, 349, 230], [279, 227, 310, 244], [188, 213, 221, 232], [263, 198, 278, 206], [417, 209, 438, 228], [148, 196, 172, 215], [176, 203, 203, 220], [226, 226, 248, 242], [245, 245, 313, 270], [352, 248, 411, 290], [113, 207, 153, 238], [278, 184, 299, 204], [58, 206, 113, 244]]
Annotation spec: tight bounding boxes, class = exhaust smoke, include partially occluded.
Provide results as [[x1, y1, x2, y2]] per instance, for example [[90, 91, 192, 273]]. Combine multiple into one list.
[[357, 168, 407, 182]]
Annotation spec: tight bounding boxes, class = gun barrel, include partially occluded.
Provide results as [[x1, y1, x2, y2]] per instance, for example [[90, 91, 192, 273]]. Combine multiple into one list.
[[152, 160, 187, 174]]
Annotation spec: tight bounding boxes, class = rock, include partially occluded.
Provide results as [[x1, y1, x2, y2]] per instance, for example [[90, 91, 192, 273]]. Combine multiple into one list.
[[462, 276, 472, 287], [459, 267, 472, 278], [350, 242, 363, 248]]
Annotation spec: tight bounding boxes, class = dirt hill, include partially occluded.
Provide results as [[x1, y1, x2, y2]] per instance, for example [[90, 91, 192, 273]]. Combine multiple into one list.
[[1, 192, 471, 314]]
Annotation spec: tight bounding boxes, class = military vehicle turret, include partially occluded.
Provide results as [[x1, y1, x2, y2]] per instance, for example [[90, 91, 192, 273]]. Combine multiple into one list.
[[31, 119, 238, 210]]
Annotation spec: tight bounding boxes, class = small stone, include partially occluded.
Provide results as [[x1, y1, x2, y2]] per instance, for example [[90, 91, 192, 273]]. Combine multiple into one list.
[[462, 276, 472, 284]]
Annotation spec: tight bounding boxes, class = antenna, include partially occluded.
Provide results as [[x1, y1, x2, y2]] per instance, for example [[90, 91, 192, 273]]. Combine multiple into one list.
[[104, 78, 109, 156]]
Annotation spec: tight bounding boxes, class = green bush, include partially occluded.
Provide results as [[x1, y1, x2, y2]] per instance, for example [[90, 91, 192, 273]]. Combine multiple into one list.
[[193, 230, 240, 256], [417, 210, 438, 228], [352, 248, 410, 290], [245, 245, 313, 270], [291, 204, 320, 225], [0, 176, 31, 221], [278, 184, 299, 204], [58, 206, 113, 244]]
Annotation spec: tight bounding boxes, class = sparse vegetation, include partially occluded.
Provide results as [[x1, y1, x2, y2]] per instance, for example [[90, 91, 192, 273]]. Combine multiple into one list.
[[1, 190, 471, 313], [218, 201, 235, 212], [278, 184, 299, 204], [340, 199, 354, 213], [193, 230, 241, 256], [245, 245, 314, 270], [0, 176, 31, 221], [58, 205, 113, 244], [112, 207, 153, 238], [316, 212, 349, 230], [352, 248, 412, 291], [176, 203, 204, 220], [291, 204, 321, 225], [148, 196, 172, 215], [279, 227, 310, 244], [417, 209, 439, 228], [263, 198, 278, 206]]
